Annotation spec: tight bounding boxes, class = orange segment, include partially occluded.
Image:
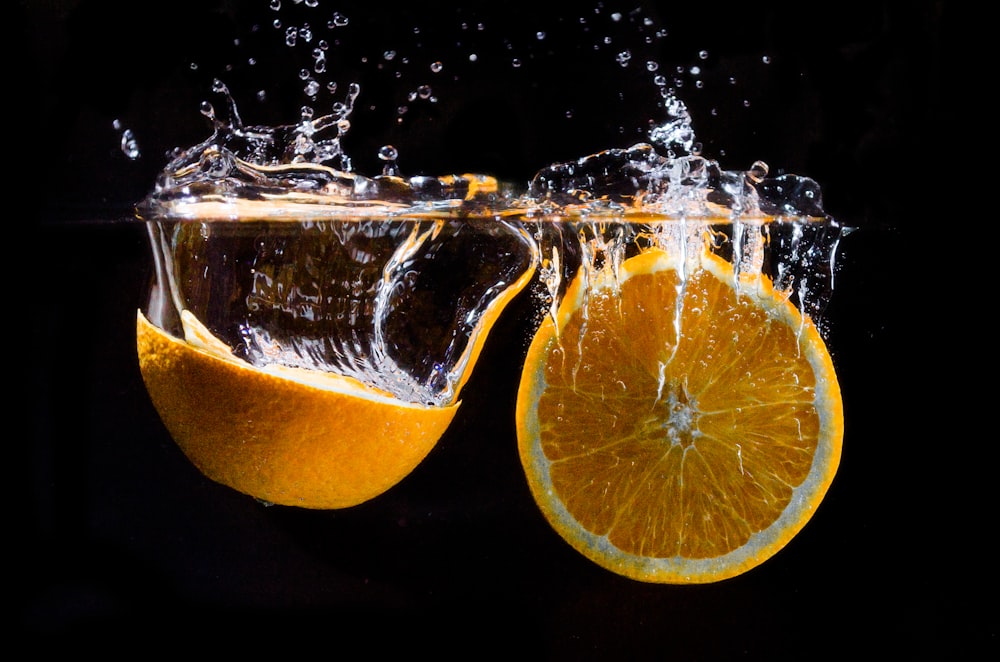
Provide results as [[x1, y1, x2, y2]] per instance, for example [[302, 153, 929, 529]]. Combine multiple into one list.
[[516, 245, 843, 583], [137, 309, 459, 509]]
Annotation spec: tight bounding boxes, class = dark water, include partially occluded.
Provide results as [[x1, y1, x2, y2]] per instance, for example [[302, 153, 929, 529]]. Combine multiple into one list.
[[21, 1, 982, 657]]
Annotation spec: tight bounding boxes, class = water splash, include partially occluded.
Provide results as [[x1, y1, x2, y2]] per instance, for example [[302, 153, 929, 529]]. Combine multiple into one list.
[[135, 2, 847, 406]]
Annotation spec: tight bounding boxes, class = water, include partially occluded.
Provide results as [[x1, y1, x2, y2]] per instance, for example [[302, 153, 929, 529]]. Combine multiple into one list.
[[137, 59, 845, 403], [141, 211, 537, 407]]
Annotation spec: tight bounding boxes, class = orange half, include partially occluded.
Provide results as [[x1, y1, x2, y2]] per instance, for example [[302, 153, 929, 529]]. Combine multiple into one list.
[[515, 246, 843, 583], [137, 309, 459, 509]]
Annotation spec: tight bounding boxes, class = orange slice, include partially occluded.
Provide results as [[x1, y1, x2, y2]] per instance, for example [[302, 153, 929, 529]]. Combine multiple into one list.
[[137, 309, 459, 509], [515, 245, 843, 583]]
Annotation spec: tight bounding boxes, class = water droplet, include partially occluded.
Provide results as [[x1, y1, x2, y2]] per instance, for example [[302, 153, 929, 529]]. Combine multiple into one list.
[[118, 127, 140, 160], [611, 12, 622, 21], [468, 53, 478, 62], [762, 54, 771, 64], [269, 0, 280, 10], [746, 160, 769, 183], [430, 61, 443, 73], [646, 60, 659, 72], [330, 12, 349, 27], [512, 58, 522, 68], [378, 144, 399, 163], [616, 50, 632, 67], [313, 50, 326, 73], [384, 50, 396, 61], [698, 50, 709, 60], [536, 31, 546, 40]]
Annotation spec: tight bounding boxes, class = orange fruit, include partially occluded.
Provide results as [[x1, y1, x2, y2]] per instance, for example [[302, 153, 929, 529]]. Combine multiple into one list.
[[515, 243, 843, 583], [137, 308, 461, 509], [137, 214, 536, 509]]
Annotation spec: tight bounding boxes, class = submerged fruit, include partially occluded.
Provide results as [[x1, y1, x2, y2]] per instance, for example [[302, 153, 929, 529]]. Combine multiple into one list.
[[516, 245, 843, 583], [137, 309, 459, 509]]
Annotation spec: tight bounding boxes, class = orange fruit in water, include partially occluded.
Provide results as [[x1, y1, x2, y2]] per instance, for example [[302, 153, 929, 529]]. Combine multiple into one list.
[[515, 244, 843, 583], [137, 309, 461, 509], [137, 215, 536, 509]]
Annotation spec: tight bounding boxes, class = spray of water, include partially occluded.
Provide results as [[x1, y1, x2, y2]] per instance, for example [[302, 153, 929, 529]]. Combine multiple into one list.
[[135, 2, 847, 406]]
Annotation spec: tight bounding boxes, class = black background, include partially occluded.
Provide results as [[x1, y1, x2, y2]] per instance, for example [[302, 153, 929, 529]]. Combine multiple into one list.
[[20, 1, 984, 657]]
